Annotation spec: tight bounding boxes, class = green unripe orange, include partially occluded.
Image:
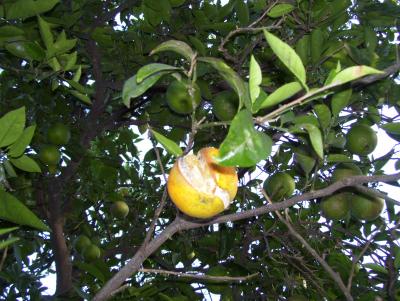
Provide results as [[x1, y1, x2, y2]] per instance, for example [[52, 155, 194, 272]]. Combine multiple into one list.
[[83, 244, 101, 261], [74, 235, 91, 254], [350, 194, 384, 221], [212, 91, 239, 121], [39, 145, 61, 165], [331, 163, 363, 183], [111, 200, 130, 219], [166, 80, 201, 114], [263, 172, 295, 202], [47, 123, 71, 145], [320, 192, 351, 220], [346, 124, 377, 156]]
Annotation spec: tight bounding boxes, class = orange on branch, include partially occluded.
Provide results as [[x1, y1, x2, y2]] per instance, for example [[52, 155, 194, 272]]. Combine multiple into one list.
[[167, 147, 238, 219]]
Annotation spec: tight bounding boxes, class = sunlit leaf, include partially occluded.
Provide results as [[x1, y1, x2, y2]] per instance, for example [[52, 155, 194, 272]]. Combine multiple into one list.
[[217, 110, 272, 167], [0, 107, 25, 148], [9, 155, 41, 173], [249, 55, 262, 103], [331, 65, 383, 85], [199, 57, 251, 110], [0, 189, 50, 231], [7, 125, 36, 158], [136, 63, 179, 83], [255, 81, 303, 111], [150, 40, 195, 61], [151, 129, 183, 157], [264, 31, 307, 88], [267, 4, 295, 18], [331, 89, 352, 116]]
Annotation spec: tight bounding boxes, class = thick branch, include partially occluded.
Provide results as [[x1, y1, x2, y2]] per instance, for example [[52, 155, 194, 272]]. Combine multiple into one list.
[[93, 173, 400, 300]]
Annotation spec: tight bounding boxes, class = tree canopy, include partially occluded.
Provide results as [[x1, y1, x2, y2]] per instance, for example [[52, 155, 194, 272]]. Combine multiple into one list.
[[0, 0, 399, 300]]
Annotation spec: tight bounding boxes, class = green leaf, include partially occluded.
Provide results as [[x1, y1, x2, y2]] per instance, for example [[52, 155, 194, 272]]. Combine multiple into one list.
[[5, 0, 60, 20], [216, 110, 272, 167], [187, 36, 206, 56], [9, 155, 41, 173], [47, 33, 77, 57], [381, 123, 400, 135], [0, 226, 19, 235], [122, 72, 169, 107], [3, 160, 17, 178], [267, 4, 295, 18], [70, 90, 92, 105], [313, 104, 331, 130], [364, 263, 388, 275], [136, 63, 179, 83], [151, 130, 182, 157], [199, 57, 250, 110], [331, 89, 352, 116], [310, 28, 325, 64], [263, 31, 307, 88], [5, 41, 45, 61], [235, 0, 249, 25], [331, 66, 383, 85], [0, 107, 26, 148], [0, 237, 20, 250], [294, 152, 315, 174], [75, 262, 106, 283], [249, 55, 262, 103], [295, 124, 324, 159], [8, 125, 36, 158], [38, 16, 53, 49], [150, 40, 195, 61], [255, 81, 303, 111], [0, 189, 50, 231]]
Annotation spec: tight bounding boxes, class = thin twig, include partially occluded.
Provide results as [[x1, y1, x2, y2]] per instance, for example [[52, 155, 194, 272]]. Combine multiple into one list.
[[139, 268, 259, 282], [0, 246, 8, 271], [260, 188, 353, 301], [346, 226, 383, 291]]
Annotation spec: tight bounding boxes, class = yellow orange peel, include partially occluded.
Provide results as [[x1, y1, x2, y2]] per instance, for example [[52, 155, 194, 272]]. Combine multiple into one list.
[[167, 147, 238, 218]]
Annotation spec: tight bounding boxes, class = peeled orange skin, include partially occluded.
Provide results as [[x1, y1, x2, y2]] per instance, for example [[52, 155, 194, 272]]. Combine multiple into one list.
[[167, 147, 238, 219]]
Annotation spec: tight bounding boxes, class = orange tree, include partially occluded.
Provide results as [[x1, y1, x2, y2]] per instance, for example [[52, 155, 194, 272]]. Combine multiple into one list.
[[0, 1, 399, 300]]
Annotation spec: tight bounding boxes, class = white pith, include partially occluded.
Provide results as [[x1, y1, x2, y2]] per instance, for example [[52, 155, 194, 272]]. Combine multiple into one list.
[[177, 153, 231, 209]]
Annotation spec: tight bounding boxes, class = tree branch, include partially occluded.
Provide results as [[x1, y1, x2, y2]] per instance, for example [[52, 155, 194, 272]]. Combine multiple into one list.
[[93, 172, 400, 300]]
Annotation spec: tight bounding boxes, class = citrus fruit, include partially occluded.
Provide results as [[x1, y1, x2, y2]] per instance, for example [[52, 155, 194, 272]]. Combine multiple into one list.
[[167, 147, 238, 218], [331, 163, 363, 183], [47, 123, 71, 145], [263, 172, 295, 202], [346, 124, 377, 156], [350, 194, 384, 221], [39, 145, 61, 165], [83, 244, 101, 261], [110, 200, 130, 219], [166, 80, 201, 114], [320, 192, 351, 220], [212, 91, 239, 121], [74, 235, 91, 253]]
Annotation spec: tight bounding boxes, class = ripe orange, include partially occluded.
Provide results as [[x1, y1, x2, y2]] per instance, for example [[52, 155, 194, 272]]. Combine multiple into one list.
[[167, 147, 238, 218], [166, 80, 201, 114], [346, 124, 377, 156]]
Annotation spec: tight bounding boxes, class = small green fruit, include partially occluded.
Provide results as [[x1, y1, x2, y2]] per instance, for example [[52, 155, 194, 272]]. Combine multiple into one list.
[[111, 201, 130, 219], [83, 244, 101, 261], [39, 145, 61, 165], [263, 172, 295, 202], [166, 80, 201, 114], [320, 192, 351, 220], [350, 194, 384, 221], [47, 123, 71, 145], [331, 163, 363, 183], [346, 124, 377, 156], [74, 235, 91, 254], [212, 91, 239, 121]]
